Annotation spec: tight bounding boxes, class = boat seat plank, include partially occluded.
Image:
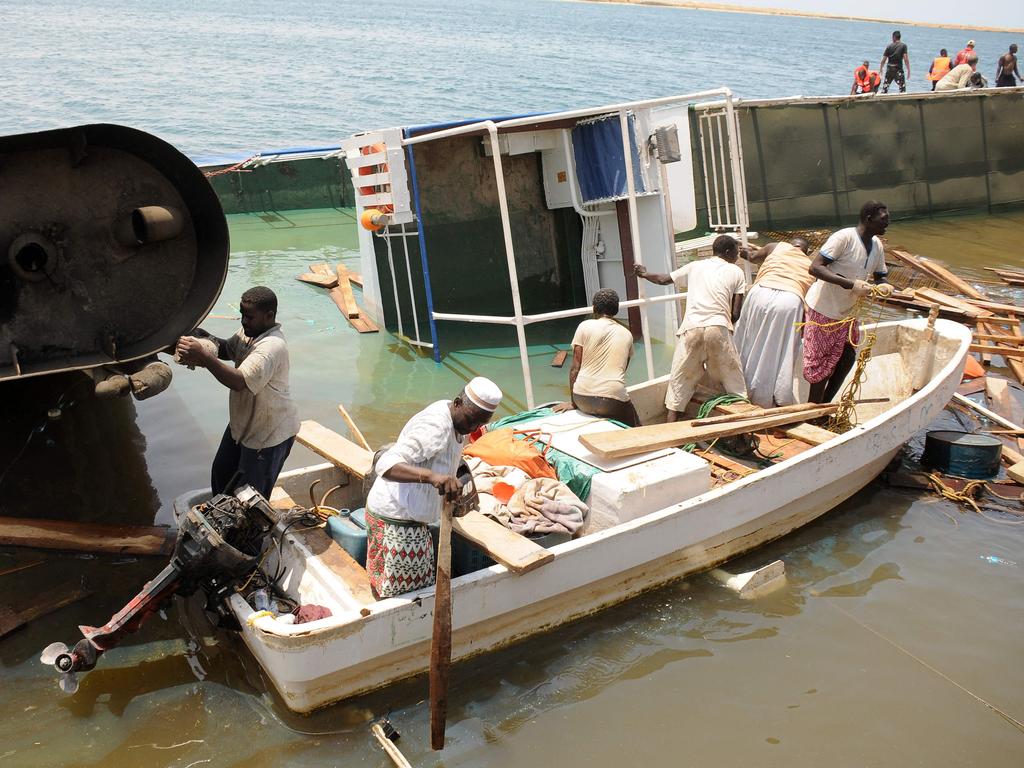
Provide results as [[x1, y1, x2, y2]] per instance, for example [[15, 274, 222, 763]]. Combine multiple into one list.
[[297, 420, 373, 479], [708, 401, 838, 446], [452, 511, 553, 574], [581, 406, 837, 459]]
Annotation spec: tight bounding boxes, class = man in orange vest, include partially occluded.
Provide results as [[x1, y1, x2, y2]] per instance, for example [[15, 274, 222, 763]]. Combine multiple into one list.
[[851, 61, 882, 94], [927, 49, 951, 90], [953, 40, 975, 66]]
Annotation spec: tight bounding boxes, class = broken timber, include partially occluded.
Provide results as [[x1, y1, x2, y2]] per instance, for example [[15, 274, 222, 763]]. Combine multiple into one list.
[[297, 272, 339, 289], [0, 584, 93, 638], [0, 517, 176, 556], [308, 263, 379, 333]]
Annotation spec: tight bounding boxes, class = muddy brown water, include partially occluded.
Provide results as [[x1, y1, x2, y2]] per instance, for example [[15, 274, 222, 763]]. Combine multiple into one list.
[[1, 210, 1022, 767]]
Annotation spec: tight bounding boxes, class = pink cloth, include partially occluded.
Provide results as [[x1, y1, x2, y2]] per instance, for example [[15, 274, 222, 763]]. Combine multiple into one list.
[[294, 604, 333, 624], [802, 307, 860, 384]]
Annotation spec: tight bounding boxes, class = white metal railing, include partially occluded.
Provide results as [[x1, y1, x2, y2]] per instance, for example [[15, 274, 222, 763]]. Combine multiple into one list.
[[402, 88, 746, 408]]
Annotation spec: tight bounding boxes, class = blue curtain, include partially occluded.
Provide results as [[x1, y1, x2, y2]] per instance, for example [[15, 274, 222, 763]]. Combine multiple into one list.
[[571, 114, 646, 204]]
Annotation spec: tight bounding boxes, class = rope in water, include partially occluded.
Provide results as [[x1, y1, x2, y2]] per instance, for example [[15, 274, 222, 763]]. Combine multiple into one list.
[[925, 472, 984, 514]]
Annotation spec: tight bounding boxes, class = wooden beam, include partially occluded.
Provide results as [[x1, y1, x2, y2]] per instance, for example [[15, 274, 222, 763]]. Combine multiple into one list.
[[297, 272, 339, 289], [696, 395, 839, 446], [451, 511, 554, 574], [963, 298, 1024, 317], [550, 350, 568, 368], [579, 405, 838, 459], [0, 517, 175, 556], [691, 402, 827, 427], [334, 264, 361, 318], [969, 345, 1024, 359], [892, 249, 984, 299], [309, 264, 379, 333], [972, 333, 1024, 345], [296, 420, 374, 478], [0, 584, 93, 638]]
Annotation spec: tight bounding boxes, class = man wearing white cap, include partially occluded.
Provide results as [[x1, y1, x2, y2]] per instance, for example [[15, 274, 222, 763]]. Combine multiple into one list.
[[365, 377, 502, 598]]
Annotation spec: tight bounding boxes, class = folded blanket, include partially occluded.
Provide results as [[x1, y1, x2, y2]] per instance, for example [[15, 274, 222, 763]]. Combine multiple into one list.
[[506, 477, 588, 535]]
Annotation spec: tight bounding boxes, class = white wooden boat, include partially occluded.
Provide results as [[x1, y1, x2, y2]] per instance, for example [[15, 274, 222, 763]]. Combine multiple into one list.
[[175, 317, 969, 714]]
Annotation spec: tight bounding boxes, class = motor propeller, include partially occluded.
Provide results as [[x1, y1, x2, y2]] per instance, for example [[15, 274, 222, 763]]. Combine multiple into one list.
[[39, 641, 84, 694]]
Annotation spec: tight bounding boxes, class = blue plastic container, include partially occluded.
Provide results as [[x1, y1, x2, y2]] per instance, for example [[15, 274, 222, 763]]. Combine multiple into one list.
[[326, 508, 369, 566]]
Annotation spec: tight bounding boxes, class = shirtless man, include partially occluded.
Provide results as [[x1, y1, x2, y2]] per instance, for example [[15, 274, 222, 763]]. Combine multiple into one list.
[[996, 44, 1022, 88]]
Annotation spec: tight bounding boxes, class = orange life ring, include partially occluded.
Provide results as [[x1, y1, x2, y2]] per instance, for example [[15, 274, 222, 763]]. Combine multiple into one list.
[[357, 143, 393, 214]]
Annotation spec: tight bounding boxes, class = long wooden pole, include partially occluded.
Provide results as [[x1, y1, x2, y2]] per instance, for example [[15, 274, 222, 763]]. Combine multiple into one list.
[[0, 517, 175, 556], [371, 723, 413, 768], [336, 403, 372, 451], [429, 502, 454, 751]]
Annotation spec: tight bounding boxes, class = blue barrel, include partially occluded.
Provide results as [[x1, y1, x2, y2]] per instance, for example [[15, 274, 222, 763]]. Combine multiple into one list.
[[326, 508, 368, 565], [922, 431, 1002, 479]]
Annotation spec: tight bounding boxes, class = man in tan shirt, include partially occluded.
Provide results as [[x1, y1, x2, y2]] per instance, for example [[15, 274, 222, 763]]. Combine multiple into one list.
[[734, 238, 813, 408], [564, 289, 638, 426], [176, 286, 300, 498]]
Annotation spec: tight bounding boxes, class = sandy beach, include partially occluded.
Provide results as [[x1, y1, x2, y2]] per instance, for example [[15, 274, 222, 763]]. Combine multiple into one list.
[[580, 0, 1024, 34]]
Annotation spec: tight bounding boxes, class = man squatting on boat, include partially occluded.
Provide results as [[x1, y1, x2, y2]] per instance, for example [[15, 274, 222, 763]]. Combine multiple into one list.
[[175, 286, 300, 499], [635, 234, 747, 422], [557, 288, 639, 426], [364, 378, 502, 599]]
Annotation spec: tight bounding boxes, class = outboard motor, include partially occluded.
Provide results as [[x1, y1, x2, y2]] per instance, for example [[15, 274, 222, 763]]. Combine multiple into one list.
[[40, 486, 274, 693], [0, 124, 229, 399]]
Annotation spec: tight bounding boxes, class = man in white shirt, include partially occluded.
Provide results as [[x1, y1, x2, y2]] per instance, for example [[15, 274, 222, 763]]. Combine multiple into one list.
[[565, 288, 638, 426], [803, 201, 894, 404], [176, 286, 300, 499], [935, 53, 979, 91], [635, 235, 747, 422], [365, 377, 502, 598]]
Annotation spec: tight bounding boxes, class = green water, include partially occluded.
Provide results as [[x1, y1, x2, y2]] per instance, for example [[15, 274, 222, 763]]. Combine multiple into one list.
[[0, 209, 1022, 766]]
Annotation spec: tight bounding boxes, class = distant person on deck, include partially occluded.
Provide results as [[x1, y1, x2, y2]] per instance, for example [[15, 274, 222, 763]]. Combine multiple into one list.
[[634, 235, 747, 423], [927, 49, 951, 90], [880, 30, 910, 93], [936, 53, 980, 91], [734, 238, 814, 409], [996, 44, 1022, 87], [953, 40, 976, 66], [803, 202, 893, 404], [851, 61, 881, 95], [175, 286, 300, 499], [562, 288, 639, 426]]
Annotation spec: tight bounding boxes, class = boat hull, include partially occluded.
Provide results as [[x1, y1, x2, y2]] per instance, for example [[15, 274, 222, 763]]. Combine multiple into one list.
[[229, 318, 969, 713]]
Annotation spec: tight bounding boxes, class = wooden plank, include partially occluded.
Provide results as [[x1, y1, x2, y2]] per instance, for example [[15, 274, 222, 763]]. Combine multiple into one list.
[[0, 517, 175, 556], [451, 510, 553, 574], [892, 249, 984, 299], [972, 332, 1024, 345], [699, 397, 839, 446], [692, 402, 825, 427], [985, 378, 1024, 452], [296, 420, 374, 479], [0, 584, 93, 638], [550, 350, 568, 368], [297, 272, 339, 289], [914, 288, 985, 317], [1007, 461, 1024, 485], [697, 451, 756, 476], [579, 405, 838, 459], [963, 298, 1024, 316], [951, 393, 1024, 469], [969, 345, 1024, 359], [309, 263, 379, 333], [334, 264, 361, 318], [348, 272, 364, 289]]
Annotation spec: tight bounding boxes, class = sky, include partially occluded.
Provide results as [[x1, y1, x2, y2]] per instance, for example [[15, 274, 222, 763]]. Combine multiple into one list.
[[721, 0, 1022, 30]]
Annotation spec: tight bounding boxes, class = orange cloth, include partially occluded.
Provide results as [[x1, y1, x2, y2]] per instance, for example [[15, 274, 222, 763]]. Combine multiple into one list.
[[463, 428, 558, 480]]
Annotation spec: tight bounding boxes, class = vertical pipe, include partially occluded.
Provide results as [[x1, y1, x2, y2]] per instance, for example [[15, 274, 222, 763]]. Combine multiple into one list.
[[381, 228, 405, 338], [400, 223, 423, 344], [704, 114, 723, 227], [715, 113, 732, 227], [978, 97, 993, 213], [619, 110, 655, 380], [486, 123, 536, 409], [723, 94, 751, 283], [696, 111, 714, 230], [917, 100, 934, 217], [821, 104, 842, 225], [404, 139, 441, 361]]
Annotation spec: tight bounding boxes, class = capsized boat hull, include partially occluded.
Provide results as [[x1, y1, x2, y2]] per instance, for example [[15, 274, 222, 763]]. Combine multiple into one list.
[[222, 318, 969, 713]]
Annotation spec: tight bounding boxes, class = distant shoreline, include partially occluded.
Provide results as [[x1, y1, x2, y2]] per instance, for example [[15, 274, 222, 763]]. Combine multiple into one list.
[[578, 0, 1024, 34]]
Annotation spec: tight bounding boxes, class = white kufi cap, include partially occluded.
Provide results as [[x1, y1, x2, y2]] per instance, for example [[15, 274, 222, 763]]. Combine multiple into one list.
[[464, 377, 502, 412]]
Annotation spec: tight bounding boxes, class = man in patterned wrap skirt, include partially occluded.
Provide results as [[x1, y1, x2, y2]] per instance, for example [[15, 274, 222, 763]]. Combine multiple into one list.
[[364, 377, 502, 599]]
